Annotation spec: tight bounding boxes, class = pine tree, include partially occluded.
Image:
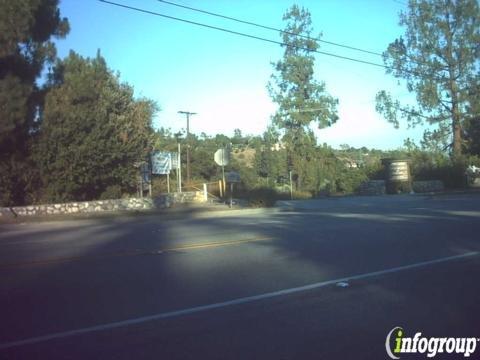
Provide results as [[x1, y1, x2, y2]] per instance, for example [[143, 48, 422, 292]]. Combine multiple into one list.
[[376, 0, 480, 158], [0, 0, 69, 205], [268, 5, 338, 189]]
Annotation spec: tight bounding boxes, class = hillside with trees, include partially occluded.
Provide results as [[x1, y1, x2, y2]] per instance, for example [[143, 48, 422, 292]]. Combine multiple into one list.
[[1, 1, 479, 207]]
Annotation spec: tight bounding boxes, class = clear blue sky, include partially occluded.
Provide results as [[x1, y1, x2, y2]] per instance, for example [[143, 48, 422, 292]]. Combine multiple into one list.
[[55, 0, 427, 150]]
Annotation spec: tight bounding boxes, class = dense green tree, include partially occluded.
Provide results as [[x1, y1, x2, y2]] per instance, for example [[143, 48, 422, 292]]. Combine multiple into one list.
[[190, 134, 221, 182], [35, 51, 156, 201], [0, 0, 69, 205], [152, 128, 179, 152], [376, 0, 480, 158], [213, 134, 231, 148], [254, 126, 286, 186], [268, 5, 338, 189], [231, 128, 243, 146]]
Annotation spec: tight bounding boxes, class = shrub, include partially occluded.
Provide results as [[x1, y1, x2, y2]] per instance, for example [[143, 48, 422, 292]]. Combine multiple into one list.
[[292, 190, 313, 200], [276, 190, 313, 200], [364, 161, 386, 180], [100, 185, 123, 200], [335, 169, 368, 194], [246, 187, 278, 207], [439, 155, 480, 188], [409, 154, 480, 189]]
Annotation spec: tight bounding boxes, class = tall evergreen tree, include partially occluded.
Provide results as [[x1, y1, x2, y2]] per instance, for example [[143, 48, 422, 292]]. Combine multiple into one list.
[[268, 5, 338, 189], [0, 0, 69, 205], [36, 51, 156, 201], [376, 0, 480, 158]]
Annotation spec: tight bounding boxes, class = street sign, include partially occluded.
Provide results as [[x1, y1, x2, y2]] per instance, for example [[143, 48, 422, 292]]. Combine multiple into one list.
[[151, 152, 171, 175], [226, 171, 241, 183], [170, 152, 179, 170], [214, 148, 230, 166]]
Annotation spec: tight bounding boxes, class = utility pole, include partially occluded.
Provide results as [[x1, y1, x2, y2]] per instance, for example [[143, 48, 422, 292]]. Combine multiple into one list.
[[178, 111, 197, 184], [177, 142, 182, 193]]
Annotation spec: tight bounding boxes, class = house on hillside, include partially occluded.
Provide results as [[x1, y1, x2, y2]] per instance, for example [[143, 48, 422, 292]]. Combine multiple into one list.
[[336, 156, 360, 168]]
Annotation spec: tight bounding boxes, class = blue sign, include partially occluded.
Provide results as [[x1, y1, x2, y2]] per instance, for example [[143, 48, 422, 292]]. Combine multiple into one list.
[[151, 152, 171, 175]]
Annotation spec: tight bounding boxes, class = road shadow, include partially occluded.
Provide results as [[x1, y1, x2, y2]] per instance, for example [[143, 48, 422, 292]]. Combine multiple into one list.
[[1, 193, 480, 359]]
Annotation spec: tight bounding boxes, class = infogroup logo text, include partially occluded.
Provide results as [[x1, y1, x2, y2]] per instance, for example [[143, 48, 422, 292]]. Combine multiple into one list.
[[385, 327, 479, 359]]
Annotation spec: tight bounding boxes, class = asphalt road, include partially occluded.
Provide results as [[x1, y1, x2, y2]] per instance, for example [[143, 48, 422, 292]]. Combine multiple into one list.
[[1, 194, 479, 359]]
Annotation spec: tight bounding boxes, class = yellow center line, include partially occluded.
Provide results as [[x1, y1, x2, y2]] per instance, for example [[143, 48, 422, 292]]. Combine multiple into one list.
[[160, 236, 273, 252], [0, 236, 274, 269]]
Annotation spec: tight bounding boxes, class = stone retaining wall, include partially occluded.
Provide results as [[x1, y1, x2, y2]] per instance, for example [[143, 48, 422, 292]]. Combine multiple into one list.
[[358, 180, 446, 195], [412, 180, 445, 193], [358, 180, 386, 195], [0, 191, 205, 218]]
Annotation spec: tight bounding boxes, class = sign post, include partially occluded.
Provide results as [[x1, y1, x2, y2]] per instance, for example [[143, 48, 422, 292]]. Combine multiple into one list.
[[151, 151, 176, 194], [140, 163, 151, 198], [222, 166, 225, 195], [226, 171, 240, 208]]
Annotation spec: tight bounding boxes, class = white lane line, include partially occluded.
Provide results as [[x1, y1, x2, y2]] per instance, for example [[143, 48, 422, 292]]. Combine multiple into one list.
[[0, 251, 478, 350]]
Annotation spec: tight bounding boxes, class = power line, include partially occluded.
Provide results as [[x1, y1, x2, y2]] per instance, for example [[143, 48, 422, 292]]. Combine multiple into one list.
[[156, 0, 384, 57], [392, 0, 408, 6], [99, 0, 461, 84], [156, 0, 458, 81], [182, 3, 474, 96], [99, 0, 389, 70]]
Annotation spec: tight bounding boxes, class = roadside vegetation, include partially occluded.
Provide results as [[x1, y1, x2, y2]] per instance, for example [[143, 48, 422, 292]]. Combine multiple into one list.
[[1, 1, 478, 208]]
